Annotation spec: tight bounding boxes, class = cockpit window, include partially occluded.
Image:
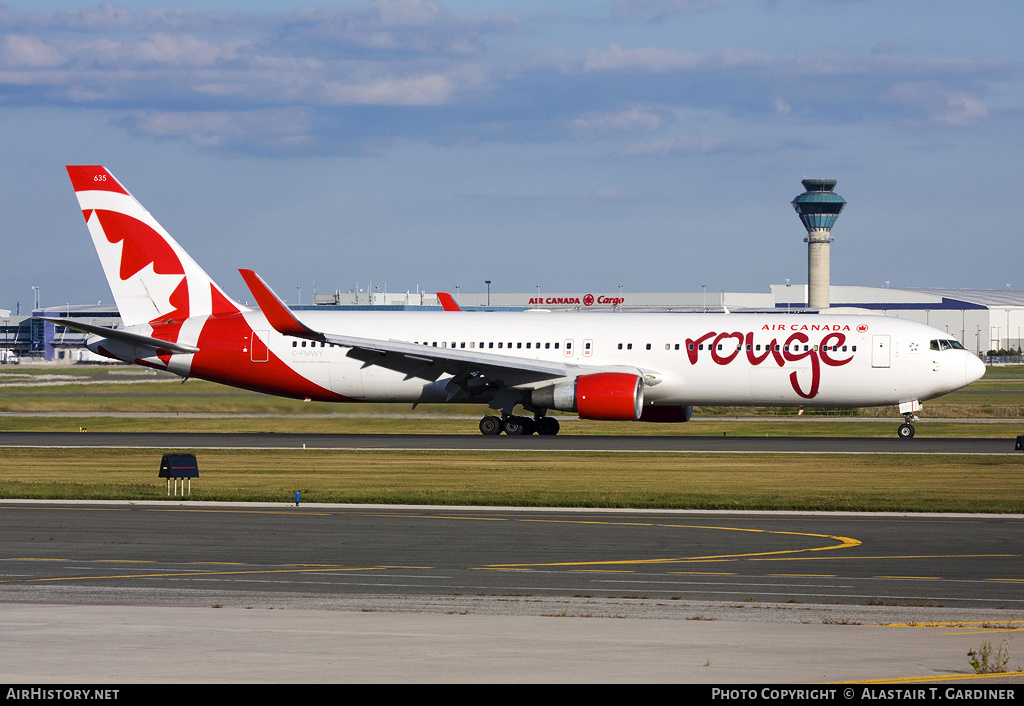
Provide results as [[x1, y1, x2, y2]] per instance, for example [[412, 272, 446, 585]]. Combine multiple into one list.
[[930, 339, 965, 351]]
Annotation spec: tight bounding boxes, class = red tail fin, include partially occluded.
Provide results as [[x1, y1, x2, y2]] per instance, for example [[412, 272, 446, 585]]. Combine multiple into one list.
[[437, 292, 462, 311]]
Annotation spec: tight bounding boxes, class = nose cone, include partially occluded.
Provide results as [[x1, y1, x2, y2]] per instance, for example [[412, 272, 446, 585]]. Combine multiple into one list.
[[966, 353, 986, 385]]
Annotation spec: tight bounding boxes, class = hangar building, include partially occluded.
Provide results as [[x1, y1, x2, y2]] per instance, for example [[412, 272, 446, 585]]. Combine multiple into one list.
[[8, 285, 1024, 364]]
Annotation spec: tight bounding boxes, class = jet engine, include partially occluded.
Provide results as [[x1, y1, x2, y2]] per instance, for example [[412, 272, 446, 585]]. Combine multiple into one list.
[[531, 372, 644, 420]]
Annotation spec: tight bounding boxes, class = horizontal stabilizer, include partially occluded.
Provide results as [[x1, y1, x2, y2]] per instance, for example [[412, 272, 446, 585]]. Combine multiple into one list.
[[41, 318, 199, 354]]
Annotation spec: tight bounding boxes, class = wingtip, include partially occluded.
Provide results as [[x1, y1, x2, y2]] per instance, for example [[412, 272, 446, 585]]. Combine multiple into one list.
[[239, 269, 324, 341]]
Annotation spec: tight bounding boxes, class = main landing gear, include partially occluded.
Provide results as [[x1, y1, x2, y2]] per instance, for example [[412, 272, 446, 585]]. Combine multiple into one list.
[[479, 414, 561, 436]]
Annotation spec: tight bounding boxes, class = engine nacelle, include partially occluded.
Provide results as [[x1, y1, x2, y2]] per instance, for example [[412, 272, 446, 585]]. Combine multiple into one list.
[[532, 372, 644, 421], [639, 405, 693, 423]]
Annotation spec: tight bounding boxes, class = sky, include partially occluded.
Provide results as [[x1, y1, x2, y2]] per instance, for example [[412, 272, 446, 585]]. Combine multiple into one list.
[[1, 0, 1022, 311]]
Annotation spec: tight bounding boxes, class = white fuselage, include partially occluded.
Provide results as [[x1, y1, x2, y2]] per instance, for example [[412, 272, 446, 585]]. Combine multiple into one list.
[[132, 309, 982, 409]]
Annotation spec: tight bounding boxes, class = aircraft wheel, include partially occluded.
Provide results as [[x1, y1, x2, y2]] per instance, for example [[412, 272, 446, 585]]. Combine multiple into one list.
[[536, 417, 560, 436], [898, 423, 915, 439], [503, 417, 526, 435], [479, 416, 502, 436]]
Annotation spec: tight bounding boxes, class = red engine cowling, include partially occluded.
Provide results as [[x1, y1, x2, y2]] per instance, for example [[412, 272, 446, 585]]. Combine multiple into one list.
[[576, 373, 644, 420], [532, 372, 644, 421], [638, 405, 693, 423]]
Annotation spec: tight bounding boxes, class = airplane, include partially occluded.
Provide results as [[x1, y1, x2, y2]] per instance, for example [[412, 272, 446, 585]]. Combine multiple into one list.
[[51, 165, 985, 439]]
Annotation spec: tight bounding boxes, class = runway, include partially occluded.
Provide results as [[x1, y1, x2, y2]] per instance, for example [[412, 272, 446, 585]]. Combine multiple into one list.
[[0, 430, 1016, 453], [2, 502, 1022, 608]]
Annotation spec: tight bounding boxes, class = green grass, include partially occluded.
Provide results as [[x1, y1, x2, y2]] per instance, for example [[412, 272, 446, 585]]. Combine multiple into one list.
[[1, 448, 1021, 512], [2, 364, 1023, 511]]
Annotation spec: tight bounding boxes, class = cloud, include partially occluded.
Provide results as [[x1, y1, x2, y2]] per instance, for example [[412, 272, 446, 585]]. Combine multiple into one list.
[[286, 1, 518, 54], [126, 108, 313, 150], [320, 72, 453, 105], [569, 106, 675, 139], [0, 6, 487, 112], [610, 0, 717, 23], [883, 81, 990, 126], [618, 134, 817, 157], [0, 1, 1010, 157], [577, 45, 1005, 79], [581, 45, 710, 73], [0, 34, 62, 68]]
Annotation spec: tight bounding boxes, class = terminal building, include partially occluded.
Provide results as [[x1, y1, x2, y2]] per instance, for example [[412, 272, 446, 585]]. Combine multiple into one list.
[[5, 284, 1024, 364]]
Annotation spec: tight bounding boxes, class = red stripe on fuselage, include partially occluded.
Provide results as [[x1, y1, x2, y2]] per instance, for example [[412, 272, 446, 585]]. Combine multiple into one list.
[[189, 292, 351, 402]]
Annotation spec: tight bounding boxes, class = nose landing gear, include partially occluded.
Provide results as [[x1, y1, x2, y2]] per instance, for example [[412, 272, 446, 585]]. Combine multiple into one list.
[[897, 400, 922, 439]]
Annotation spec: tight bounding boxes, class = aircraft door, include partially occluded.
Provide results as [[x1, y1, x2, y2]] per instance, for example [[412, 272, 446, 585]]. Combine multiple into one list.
[[583, 339, 594, 357], [563, 339, 574, 357], [871, 335, 891, 368], [250, 331, 269, 363]]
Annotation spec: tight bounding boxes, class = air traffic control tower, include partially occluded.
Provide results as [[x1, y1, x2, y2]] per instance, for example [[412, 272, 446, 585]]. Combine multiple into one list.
[[792, 178, 846, 309]]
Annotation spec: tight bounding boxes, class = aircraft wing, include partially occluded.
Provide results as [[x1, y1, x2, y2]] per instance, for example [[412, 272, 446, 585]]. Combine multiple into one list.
[[41, 317, 200, 354], [238, 270, 570, 383]]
